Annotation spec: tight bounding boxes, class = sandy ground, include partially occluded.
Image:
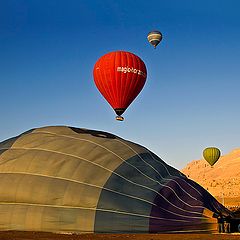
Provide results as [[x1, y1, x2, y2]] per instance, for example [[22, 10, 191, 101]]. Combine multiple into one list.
[[0, 232, 240, 240]]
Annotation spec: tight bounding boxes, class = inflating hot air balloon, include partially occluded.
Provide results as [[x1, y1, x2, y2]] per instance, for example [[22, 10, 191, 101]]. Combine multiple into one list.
[[147, 30, 163, 49], [0, 126, 232, 233], [203, 147, 221, 166], [93, 51, 147, 121]]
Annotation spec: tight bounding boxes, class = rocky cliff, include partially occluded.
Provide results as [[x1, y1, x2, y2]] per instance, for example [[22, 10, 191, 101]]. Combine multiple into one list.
[[181, 148, 240, 209]]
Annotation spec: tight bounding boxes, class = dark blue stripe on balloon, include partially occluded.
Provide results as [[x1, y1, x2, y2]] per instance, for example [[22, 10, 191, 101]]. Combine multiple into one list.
[[95, 153, 164, 232], [95, 152, 196, 232], [95, 152, 230, 233]]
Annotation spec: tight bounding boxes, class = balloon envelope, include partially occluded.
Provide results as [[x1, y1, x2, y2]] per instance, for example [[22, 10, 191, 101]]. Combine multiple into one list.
[[93, 51, 147, 119], [0, 126, 232, 233], [147, 30, 162, 48], [203, 147, 221, 166]]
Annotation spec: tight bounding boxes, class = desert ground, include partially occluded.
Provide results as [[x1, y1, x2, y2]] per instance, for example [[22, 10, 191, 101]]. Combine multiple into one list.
[[0, 232, 240, 240]]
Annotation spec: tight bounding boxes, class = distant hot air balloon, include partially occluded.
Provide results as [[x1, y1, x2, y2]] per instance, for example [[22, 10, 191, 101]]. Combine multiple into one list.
[[147, 30, 163, 49], [93, 51, 147, 121], [203, 147, 221, 166]]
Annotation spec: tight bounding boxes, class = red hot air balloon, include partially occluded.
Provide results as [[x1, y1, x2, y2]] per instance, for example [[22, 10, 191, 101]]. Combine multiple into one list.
[[93, 51, 147, 121]]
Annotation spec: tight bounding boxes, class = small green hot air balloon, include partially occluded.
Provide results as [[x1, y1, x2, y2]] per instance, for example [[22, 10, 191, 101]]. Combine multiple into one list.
[[147, 30, 163, 49], [203, 147, 221, 166]]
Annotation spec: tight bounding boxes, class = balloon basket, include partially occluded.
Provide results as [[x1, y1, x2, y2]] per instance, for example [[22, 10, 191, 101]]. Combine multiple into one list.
[[116, 116, 124, 121]]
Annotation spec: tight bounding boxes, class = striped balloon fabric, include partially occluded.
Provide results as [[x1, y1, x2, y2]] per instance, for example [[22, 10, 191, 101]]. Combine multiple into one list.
[[0, 126, 231, 233], [147, 30, 163, 48]]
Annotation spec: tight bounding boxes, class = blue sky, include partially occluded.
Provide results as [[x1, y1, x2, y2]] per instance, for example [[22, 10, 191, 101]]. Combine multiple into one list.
[[1, 0, 240, 169]]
